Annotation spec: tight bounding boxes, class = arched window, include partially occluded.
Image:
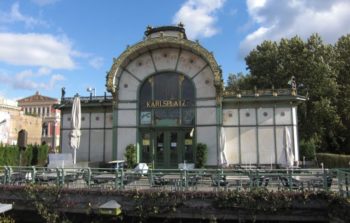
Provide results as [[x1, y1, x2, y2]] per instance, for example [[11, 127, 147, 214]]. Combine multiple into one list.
[[139, 72, 195, 126]]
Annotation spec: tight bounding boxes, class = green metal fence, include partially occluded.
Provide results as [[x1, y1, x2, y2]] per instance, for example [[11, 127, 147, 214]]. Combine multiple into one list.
[[0, 166, 349, 197]]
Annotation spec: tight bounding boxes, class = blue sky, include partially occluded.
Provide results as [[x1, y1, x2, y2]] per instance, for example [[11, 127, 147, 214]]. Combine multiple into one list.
[[1, 0, 350, 100]]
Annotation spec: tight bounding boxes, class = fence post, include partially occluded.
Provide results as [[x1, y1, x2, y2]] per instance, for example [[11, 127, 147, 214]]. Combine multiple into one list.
[[86, 168, 92, 188], [31, 166, 36, 184], [4, 166, 10, 184], [120, 168, 124, 189], [288, 169, 292, 191], [184, 169, 188, 190], [323, 169, 328, 191]]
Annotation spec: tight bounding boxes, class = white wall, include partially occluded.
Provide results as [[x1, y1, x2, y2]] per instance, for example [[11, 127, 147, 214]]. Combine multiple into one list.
[[224, 127, 239, 164], [152, 48, 179, 71], [197, 126, 217, 166], [196, 107, 216, 125], [222, 105, 297, 166], [61, 112, 113, 163], [193, 66, 216, 99], [177, 50, 207, 78], [117, 128, 137, 160], [258, 127, 275, 164]]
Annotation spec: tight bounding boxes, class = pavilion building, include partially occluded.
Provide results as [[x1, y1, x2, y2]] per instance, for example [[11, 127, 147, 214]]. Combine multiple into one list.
[[58, 25, 306, 168]]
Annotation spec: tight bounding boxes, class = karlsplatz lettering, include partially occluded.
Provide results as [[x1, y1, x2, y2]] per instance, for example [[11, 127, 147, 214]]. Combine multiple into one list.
[[146, 100, 187, 108]]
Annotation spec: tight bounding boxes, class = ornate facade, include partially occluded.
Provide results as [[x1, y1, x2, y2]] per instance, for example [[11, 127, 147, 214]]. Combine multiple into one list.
[[17, 91, 60, 150], [0, 97, 42, 145], [59, 25, 306, 167]]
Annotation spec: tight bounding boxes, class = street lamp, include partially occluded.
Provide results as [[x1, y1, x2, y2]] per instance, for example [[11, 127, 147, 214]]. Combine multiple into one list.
[[86, 87, 96, 98]]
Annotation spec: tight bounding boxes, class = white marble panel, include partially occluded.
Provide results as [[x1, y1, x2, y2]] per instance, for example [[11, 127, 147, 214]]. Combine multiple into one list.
[[126, 53, 155, 81], [196, 99, 216, 107], [275, 107, 292, 125], [105, 113, 113, 128], [62, 114, 71, 129], [240, 127, 257, 164], [118, 71, 140, 101], [197, 126, 217, 166], [257, 108, 273, 125], [223, 109, 238, 126], [89, 130, 104, 162], [117, 128, 137, 160], [91, 113, 105, 128], [224, 127, 239, 164], [61, 130, 70, 153], [77, 130, 89, 162], [118, 110, 136, 126], [152, 48, 179, 71], [258, 127, 275, 164], [104, 130, 113, 162], [193, 66, 216, 98], [118, 102, 137, 109], [81, 113, 90, 129], [177, 50, 207, 78], [239, 108, 256, 126], [196, 107, 216, 125]]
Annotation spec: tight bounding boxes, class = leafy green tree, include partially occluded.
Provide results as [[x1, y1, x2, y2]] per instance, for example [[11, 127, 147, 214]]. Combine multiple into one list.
[[335, 34, 350, 153], [226, 72, 254, 92]]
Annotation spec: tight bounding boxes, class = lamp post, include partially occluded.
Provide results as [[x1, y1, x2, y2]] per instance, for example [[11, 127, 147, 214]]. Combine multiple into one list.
[[87, 87, 96, 99]]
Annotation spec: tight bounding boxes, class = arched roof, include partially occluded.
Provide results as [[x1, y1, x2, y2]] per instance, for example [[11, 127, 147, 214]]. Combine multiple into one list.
[[106, 33, 223, 102]]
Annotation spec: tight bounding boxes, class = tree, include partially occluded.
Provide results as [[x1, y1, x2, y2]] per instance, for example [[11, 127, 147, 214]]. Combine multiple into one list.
[[226, 72, 254, 92], [334, 34, 350, 153]]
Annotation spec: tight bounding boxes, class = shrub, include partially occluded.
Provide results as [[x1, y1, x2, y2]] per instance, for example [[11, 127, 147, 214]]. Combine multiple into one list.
[[0, 144, 48, 166], [300, 139, 316, 160], [196, 143, 208, 168], [316, 153, 350, 168], [36, 144, 49, 166], [21, 145, 33, 166], [125, 144, 137, 168], [3, 146, 19, 166]]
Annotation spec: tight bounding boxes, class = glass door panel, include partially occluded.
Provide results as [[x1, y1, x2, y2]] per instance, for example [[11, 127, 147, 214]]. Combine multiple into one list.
[[169, 132, 178, 167], [140, 132, 151, 163], [184, 129, 194, 163], [156, 132, 165, 167]]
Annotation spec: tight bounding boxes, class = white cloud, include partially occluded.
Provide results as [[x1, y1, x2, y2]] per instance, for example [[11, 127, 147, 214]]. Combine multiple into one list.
[[0, 68, 65, 91], [240, 0, 350, 56], [0, 2, 48, 28], [173, 0, 225, 39], [89, 57, 104, 69], [0, 33, 75, 69]]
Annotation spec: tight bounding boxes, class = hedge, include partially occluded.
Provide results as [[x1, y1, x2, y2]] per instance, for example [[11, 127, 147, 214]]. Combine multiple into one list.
[[316, 153, 350, 168], [0, 144, 49, 166]]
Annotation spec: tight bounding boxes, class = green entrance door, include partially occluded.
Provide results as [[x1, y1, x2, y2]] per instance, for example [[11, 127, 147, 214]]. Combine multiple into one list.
[[155, 131, 180, 168], [140, 129, 194, 169]]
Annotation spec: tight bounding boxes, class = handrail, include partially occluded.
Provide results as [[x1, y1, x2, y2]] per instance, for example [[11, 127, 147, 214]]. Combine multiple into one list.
[[0, 166, 348, 197]]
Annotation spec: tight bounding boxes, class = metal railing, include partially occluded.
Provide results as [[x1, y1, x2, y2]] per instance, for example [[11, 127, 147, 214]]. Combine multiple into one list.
[[1, 166, 349, 197]]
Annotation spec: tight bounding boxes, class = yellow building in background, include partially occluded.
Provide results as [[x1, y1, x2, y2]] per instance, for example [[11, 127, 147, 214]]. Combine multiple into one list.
[[0, 97, 42, 146]]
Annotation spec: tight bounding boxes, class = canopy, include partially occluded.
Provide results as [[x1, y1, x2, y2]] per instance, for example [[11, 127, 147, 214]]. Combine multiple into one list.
[[284, 126, 294, 168], [219, 127, 228, 167], [69, 95, 81, 164]]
